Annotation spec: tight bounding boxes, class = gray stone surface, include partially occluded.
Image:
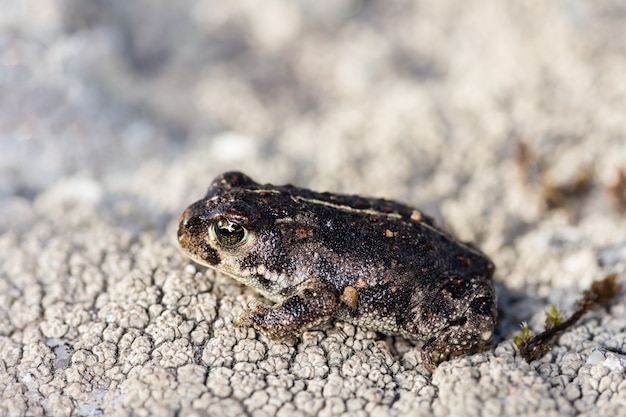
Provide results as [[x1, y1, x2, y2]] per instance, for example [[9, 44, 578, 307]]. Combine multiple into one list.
[[1, 1, 626, 416]]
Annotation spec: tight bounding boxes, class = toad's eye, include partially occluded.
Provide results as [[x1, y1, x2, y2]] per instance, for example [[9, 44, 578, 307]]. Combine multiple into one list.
[[212, 219, 247, 246]]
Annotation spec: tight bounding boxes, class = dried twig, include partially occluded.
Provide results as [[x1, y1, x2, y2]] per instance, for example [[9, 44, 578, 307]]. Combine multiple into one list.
[[515, 274, 621, 363]]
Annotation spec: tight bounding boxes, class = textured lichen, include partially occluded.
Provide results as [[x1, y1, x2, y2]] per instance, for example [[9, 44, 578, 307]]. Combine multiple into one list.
[[2, 1, 626, 417]]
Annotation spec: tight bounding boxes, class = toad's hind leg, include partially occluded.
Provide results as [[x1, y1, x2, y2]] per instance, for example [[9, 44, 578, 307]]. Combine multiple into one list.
[[235, 278, 340, 340], [407, 275, 497, 369]]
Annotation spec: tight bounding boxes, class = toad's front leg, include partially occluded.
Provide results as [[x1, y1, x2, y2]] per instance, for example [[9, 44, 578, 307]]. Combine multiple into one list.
[[235, 278, 341, 340]]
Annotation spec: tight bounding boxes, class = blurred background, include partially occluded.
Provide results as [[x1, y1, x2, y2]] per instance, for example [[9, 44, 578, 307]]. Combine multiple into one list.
[[2, 0, 626, 259], [3, 3, 626, 415]]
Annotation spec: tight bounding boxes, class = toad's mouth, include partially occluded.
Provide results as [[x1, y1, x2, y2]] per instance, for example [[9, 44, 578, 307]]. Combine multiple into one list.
[[201, 262, 290, 303]]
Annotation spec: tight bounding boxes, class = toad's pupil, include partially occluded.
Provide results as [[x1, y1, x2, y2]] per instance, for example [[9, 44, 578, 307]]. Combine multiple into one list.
[[215, 219, 245, 246]]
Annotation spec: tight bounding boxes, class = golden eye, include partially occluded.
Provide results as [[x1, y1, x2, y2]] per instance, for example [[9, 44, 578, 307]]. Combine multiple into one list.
[[212, 219, 247, 246]]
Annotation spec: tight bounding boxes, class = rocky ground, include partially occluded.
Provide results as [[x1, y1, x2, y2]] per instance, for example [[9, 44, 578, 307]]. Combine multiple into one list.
[[1, 1, 626, 416]]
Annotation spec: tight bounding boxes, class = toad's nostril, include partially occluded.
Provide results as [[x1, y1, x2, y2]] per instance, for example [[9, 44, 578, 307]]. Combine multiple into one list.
[[178, 209, 194, 237]]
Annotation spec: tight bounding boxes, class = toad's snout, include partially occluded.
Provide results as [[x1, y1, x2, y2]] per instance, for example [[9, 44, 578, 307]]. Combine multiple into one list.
[[177, 207, 193, 239], [177, 199, 212, 240]]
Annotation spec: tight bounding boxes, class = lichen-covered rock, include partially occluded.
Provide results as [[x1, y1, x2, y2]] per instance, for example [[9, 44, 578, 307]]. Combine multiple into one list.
[[2, 1, 626, 416]]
